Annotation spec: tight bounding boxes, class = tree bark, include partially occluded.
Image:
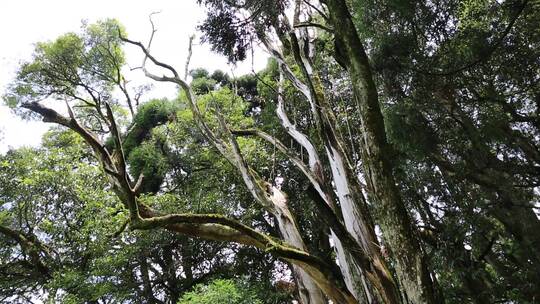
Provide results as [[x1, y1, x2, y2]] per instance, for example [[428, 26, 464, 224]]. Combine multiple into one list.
[[262, 22, 404, 302], [323, 0, 438, 303], [268, 185, 327, 304]]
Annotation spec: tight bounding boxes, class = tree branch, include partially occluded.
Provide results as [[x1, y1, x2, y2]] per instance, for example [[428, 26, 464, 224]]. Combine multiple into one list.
[[0, 225, 52, 278]]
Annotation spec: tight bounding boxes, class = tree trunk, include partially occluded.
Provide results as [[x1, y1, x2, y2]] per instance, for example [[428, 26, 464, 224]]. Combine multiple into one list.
[[268, 23, 403, 303], [324, 0, 438, 303], [269, 185, 327, 304], [333, 233, 374, 303]]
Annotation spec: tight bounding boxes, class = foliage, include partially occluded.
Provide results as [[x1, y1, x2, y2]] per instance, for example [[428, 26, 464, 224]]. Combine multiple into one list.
[[177, 279, 262, 304], [1, 20, 287, 304], [197, 0, 288, 62], [3, 19, 125, 113], [351, 0, 540, 301], [3, 1, 540, 303]]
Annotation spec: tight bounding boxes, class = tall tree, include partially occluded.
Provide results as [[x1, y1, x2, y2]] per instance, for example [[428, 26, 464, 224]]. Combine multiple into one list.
[[3, 0, 540, 302]]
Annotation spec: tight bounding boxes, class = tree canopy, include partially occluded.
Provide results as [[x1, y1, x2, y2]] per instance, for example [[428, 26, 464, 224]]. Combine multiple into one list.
[[1, 1, 540, 304]]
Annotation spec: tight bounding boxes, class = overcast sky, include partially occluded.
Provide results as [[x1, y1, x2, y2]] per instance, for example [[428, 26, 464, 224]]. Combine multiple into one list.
[[0, 0, 267, 153]]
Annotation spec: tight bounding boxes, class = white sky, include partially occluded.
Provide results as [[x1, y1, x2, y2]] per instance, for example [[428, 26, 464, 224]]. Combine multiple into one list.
[[0, 0, 268, 153]]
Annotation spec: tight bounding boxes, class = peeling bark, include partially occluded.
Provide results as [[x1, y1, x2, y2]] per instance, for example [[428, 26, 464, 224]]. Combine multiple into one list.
[[323, 0, 438, 302], [259, 13, 402, 302]]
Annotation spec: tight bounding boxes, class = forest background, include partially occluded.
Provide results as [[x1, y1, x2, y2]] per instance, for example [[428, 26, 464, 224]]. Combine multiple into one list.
[[1, 0, 539, 303]]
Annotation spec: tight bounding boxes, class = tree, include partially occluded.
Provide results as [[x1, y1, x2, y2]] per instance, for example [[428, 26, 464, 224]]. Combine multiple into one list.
[[1, 20, 292, 304], [0, 128, 287, 303], [354, 0, 540, 301], [177, 279, 262, 304], [195, 0, 540, 303], [3, 0, 540, 303]]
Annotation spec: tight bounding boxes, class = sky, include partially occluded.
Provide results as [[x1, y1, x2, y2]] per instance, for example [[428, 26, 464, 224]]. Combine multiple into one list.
[[0, 0, 268, 153]]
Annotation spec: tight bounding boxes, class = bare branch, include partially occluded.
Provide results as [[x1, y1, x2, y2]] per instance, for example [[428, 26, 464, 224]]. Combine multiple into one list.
[[231, 129, 321, 198], [184, 35, 195, 81], [119, 35, 180, 80], [260, 35, 312, 104], [294, 22, 333, 33], [132, 173, 145, 194], [302, 0, 329, 20], [21, 102, 115, 172], [104, 102, 127, 177]]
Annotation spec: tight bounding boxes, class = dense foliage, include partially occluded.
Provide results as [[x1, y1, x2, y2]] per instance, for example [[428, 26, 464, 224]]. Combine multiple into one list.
[[1, 0, 539, 303]]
